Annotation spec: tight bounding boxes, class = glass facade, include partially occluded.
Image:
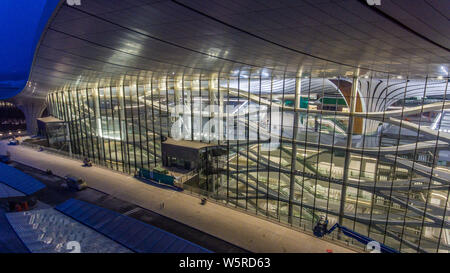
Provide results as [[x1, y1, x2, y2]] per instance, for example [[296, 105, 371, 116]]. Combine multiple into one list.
[[46, 71, 450, 253]]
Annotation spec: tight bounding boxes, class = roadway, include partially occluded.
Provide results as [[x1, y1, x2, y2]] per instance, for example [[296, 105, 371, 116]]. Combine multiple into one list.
[[0, 140, 356, 253]]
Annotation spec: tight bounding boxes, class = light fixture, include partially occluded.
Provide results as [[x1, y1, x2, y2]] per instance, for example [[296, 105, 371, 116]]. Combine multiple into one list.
[[261, 69, 270, 78]]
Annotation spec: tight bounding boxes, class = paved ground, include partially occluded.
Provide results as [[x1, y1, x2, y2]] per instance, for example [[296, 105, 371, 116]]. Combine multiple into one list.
[[1, 141, 357, 253], [9, 162, 247, 253]]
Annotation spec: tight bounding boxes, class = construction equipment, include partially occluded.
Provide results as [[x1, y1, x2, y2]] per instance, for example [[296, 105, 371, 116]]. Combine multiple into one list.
[[83, 157, 92, 167], [313, 217, 399, 253], [8, 139, 19, 145]]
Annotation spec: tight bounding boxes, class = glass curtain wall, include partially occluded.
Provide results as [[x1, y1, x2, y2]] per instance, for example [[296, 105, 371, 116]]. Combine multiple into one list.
[[46, 71, 450, 253]]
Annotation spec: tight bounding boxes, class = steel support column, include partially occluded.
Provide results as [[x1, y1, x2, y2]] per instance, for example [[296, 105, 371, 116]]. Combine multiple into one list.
[[338, 76, 359, 238], [288, 75, 301, 224]]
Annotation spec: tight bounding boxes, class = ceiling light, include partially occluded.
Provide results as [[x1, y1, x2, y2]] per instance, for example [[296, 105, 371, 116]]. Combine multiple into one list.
[[261, 69, 270, 77]]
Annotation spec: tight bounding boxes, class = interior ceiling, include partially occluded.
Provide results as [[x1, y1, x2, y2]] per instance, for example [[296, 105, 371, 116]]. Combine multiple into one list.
[[19, 0, 450, 100]]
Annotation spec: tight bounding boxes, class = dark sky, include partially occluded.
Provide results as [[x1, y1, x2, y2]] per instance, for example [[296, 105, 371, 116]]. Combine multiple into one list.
[[0, 0, 59, 98]]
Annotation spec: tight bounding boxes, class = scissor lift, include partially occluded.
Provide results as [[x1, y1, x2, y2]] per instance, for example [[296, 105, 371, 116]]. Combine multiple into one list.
[[313, 217, 399, 253]]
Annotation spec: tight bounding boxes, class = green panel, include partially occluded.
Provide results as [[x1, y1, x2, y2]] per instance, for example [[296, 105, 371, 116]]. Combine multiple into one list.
[[320, 97, 347, 106], [283, 98, 309, 108], [300, 97, 309, 109], [138, 168, 174, 186]]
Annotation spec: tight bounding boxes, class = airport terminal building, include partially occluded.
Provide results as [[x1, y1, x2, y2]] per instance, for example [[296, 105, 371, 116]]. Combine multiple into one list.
[[2, 0, 450, 253]]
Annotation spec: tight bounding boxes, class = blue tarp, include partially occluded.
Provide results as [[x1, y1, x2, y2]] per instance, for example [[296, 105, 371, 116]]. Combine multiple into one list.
[[0, 162, 46, 195], [55, 199, 212, 253], [0, 183, 25, 199], [0, 212, 28, 253]]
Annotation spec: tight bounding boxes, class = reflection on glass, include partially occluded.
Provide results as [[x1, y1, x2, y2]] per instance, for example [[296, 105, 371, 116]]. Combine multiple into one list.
[[47, 74, 450, 253]]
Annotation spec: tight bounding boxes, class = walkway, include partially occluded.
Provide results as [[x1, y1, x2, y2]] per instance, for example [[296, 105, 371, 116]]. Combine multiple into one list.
[[0, 141, 356, 253]]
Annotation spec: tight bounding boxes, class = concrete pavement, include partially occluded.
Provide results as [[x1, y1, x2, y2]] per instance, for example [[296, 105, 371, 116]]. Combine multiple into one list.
[[0, 141, 357, 253]]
